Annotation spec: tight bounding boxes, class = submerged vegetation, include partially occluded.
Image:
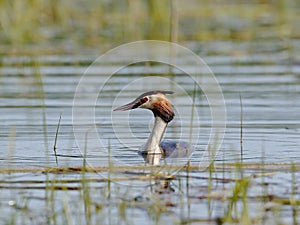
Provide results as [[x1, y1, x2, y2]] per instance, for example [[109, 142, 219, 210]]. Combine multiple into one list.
[[0, 163, 299, 225]]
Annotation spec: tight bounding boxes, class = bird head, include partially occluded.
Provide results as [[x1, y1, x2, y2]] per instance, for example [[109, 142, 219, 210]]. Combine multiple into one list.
[[113, 90, 175, 123]]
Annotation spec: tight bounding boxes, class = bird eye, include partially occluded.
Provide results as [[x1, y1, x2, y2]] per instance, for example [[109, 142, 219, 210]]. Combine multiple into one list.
[[142, 97, 148, 103]]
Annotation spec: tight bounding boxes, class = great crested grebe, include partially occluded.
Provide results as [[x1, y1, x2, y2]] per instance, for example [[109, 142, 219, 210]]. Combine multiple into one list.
[[114, 91, 190, 165]]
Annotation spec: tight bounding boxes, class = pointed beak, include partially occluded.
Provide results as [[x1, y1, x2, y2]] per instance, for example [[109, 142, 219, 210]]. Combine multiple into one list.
[[113, 99, 140, 111]]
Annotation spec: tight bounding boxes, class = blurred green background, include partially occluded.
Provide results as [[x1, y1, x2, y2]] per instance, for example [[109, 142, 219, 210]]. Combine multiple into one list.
[[0, 0, 299, 54]]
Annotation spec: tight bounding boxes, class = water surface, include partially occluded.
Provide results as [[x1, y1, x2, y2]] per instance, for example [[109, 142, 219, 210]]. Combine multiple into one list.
[[0, 40, 299, 224]]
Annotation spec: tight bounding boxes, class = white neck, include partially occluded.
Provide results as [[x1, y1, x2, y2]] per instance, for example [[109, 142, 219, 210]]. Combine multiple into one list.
[[142, 116, 168, 154]]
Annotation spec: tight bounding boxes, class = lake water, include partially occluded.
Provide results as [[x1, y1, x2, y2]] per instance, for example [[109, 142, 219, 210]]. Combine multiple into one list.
[[0, 40, 299, 224]]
